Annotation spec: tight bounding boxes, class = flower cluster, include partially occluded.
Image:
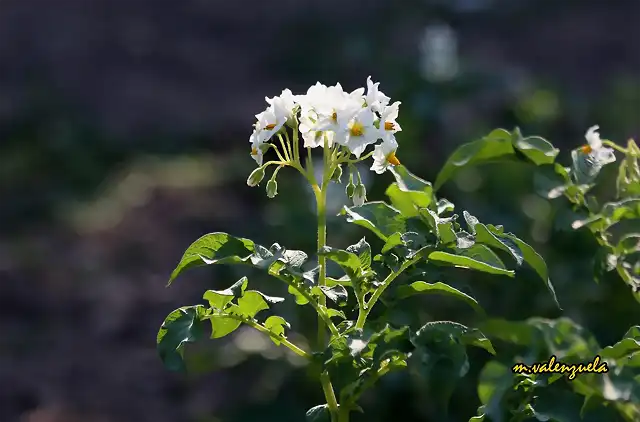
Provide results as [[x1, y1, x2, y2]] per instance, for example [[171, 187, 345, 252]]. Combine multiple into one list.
[[249, 77, 401, 174]]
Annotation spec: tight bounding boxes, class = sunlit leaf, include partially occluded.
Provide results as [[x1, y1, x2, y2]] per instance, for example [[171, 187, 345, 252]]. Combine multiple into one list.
[[512, 130, 559, 166], [339, 202, 407, 241], [203, 277, 248, 310], [168, 232, 255, 285], [346, 237, 372, 269], [306, 404, 330, 422], [435, 129, 517, 191], [428, 251, 515, 277], [395, 281, 485, 314], [263, 315, 290, 345]]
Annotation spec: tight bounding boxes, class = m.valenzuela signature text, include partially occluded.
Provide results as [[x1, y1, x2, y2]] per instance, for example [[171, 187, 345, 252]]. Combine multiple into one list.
[[512, 355, 609, 380]]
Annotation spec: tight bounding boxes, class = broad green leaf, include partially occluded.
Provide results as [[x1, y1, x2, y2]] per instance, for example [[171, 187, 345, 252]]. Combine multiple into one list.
[[385, 165, 434, 217], [435, 129, 517, 191], [208, 314, 242, 339], [263, 315, 290, 345], [412, 321, 495, 355], [157, 305, 209, 372], [234, 290, 282, 318], [486, 226, 560, 308], [169, 232, 255, 285], [346, 237, 372, 269], [306, 404, 330, 422], [470, 218, 524, 266], [457, 244, 508, 270], [512, 131, 559, 165], [477, 361, 512, 415], [318, 246, 361, 277], [203, 277, 248, 310], [339, 202, 406, 241], [600, 326, 640, 360], [428, 251, 515, 277], [382, 232, 404, 253], [396, 281, 485, 314]]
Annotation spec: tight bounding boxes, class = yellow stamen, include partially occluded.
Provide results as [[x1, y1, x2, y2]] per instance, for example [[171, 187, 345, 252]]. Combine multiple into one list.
[[331, 112, 337, 122], [386, 152, 400, 166], [581, 145, 592, 154], [251, 147, 258, 155], [350, 122, 364, 137], [265, 123, 276, 130], [384, 121, 395, 131]]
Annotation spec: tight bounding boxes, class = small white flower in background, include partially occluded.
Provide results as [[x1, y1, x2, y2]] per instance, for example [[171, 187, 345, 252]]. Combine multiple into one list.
[[581, 125, 616, 165], [336, 107, 380, 157], [371, 136, 400, 174], [365, 76, 390, 113], [379, 101, 402, 140], [254, 107, 285, 143]]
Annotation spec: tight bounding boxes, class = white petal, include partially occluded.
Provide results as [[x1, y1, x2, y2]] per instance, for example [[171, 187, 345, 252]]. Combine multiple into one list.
[[585, 125, 602, 149]]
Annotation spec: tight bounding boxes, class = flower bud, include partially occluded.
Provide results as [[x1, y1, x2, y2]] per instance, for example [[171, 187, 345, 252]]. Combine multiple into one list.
[[266, 179, 278, 198], [247, 165, 266, 187], [353, 183, 366, 207], [345, 173, 356, 198], [330, 165, 343, 183]]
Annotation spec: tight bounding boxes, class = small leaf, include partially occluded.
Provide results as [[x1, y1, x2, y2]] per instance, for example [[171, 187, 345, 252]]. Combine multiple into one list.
[[457, 244, 508, 270], [474, 222, 524, 266], [599, 326, 640, 360], [203, 277, 249, 310], [327, 308, 347, 320], [346, 237, 372, 269], [157, 305, 209, 372], [437, 198, 455, 215], [208, 314, 242, 339], [412, 321, 495, 355], [168, 233, 255, 285], [382, 232, 404, 253], [512, 132, 559, 165], [396, 281, 485, 314], [320, 285, 349, 306], [428, 251, 515, 277], [339, 202, 407, 241], [306, 404, 330, 422], [264, 315, 290, 345], [435, 129, 517, 191], [234, 291, 277, 318]]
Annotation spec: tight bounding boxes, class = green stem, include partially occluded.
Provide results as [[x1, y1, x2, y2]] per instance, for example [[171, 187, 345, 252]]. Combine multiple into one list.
[[277, 134, 291, 162], [602, 140, 629, 154], [221, 314, 311, 358], [355, 255, 420, 329], [316, 137, 340, 421]]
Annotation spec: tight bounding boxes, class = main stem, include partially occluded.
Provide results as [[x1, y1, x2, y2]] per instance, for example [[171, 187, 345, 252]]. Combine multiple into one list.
[[315, 141, 343, 422]]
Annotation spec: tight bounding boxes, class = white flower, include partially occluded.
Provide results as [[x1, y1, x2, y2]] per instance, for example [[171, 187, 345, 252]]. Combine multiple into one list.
[[582, 125, 615, 165], [336, 107, 380, 157], [352, 184, 366, 207], [365, 76, 390, 113], [370, 137, 400, 174], [379, 101, 402, 140], [265, 88, 297, 122], [249, 130, 264, 166], [254, 106, 286, 143], [310, 83, 362, 135], [298, 106, 336, 148]]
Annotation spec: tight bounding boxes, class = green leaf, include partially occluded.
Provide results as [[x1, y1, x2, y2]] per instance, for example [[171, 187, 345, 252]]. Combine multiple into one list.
[[382, 232, 405, 253], [385, 165, 434, 217], [208, 314, 242, 339], [318, 246, 361, 277], [412, 321, 495, 355], [435, 129, 517, 191], [319, 285, 349, 306], [234, 290, 282, 318], [512, 131, 559, 165], [428, 251, 515, 277], [203, 277, 248, 310], [346, 237, 372, 269], [327, 308, 347, 320], [485, 226, 560, 308], [263, 315, 290, 345], [157, 305, 209, 372], [457, 244, 508, 270], [534, 164, 571, 199], [168, 232, 255, 285], [396, 281, 485, 314], [306, 404, 330, 422], [599, 326, 640, 361], [339, 202, 406, 241]]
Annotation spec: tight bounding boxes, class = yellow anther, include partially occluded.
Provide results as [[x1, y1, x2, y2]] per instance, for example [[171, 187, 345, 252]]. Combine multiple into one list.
[[386, 152, 400, 166]]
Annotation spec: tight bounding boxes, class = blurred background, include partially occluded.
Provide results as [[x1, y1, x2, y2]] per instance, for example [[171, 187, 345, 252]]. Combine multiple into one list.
[[1, 0, 639, 421]]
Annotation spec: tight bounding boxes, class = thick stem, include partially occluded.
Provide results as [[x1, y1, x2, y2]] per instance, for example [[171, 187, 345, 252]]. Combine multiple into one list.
[[316, 138, 340, 421]]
